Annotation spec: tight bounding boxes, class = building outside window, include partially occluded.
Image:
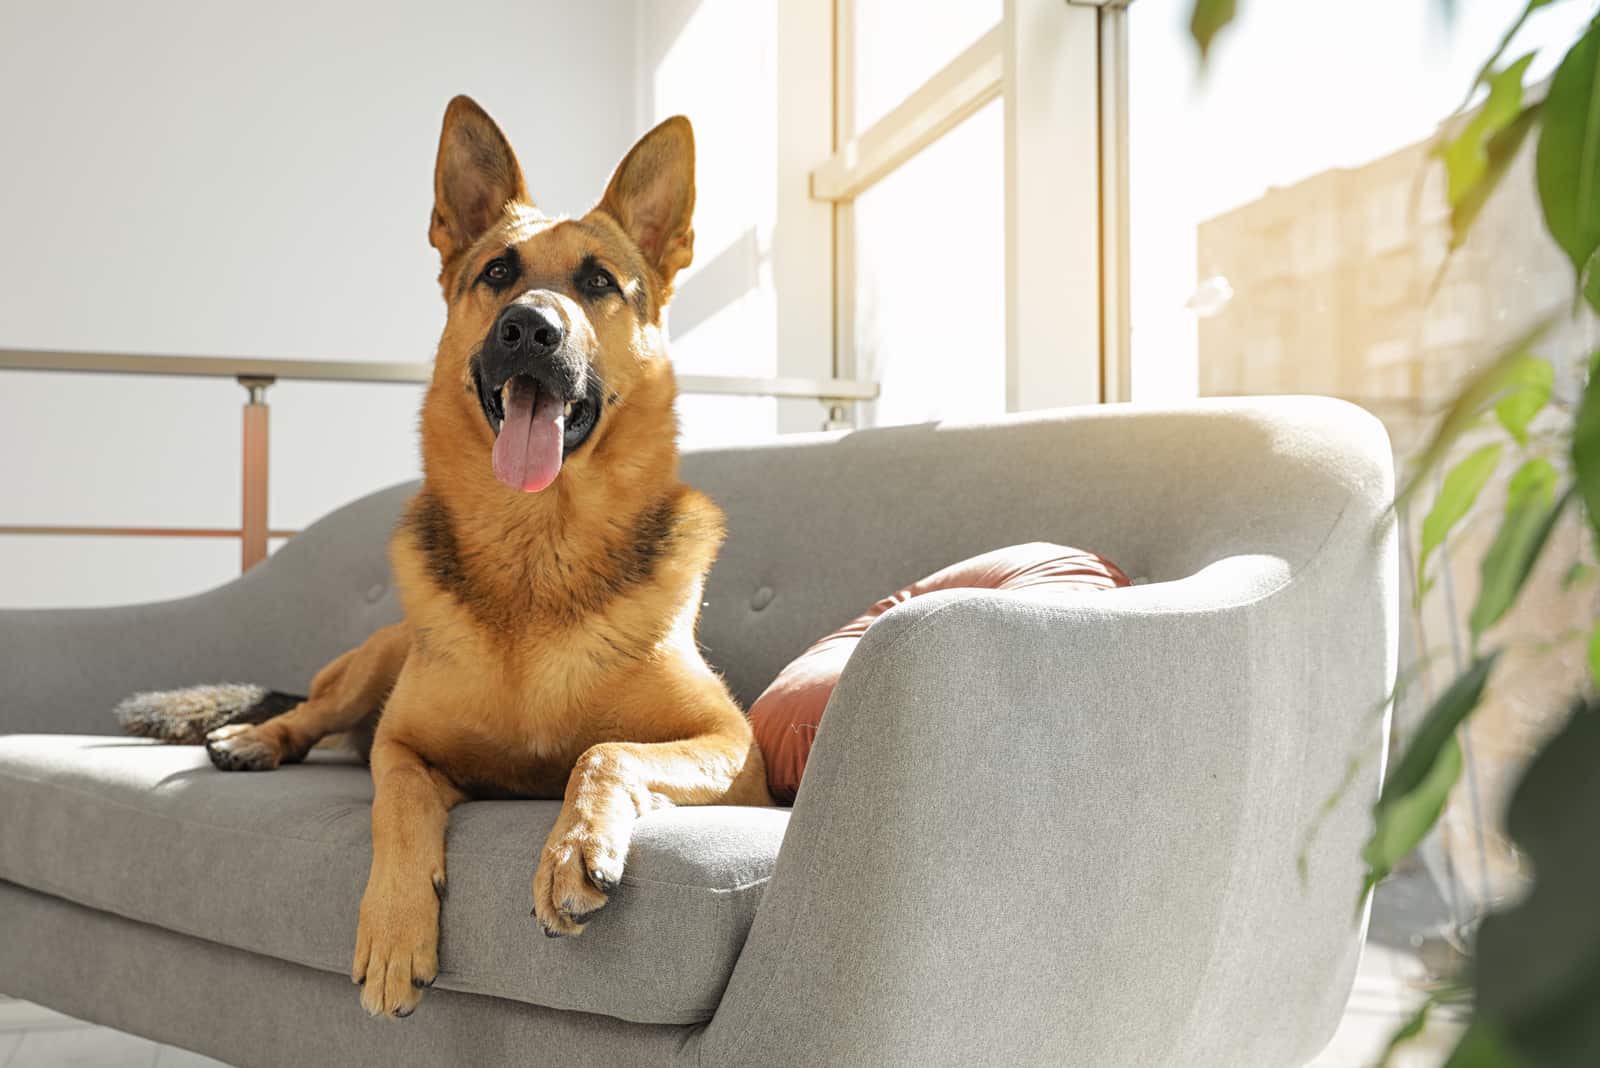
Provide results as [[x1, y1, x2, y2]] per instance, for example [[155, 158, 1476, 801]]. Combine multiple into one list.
[[1131, 0, 1600, 976]]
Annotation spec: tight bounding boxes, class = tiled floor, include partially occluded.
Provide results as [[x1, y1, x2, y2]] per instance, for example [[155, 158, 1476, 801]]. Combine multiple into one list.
[[2, 942, 1465, 1067], [0, 1000, 228, 1068]]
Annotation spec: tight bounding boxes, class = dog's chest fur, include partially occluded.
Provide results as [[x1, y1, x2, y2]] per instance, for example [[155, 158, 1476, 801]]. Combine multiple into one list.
[[380, 482, 724, 798]]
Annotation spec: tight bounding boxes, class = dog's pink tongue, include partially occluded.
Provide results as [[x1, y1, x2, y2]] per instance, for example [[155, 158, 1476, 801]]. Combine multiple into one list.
[[492, 378, 565, 493]]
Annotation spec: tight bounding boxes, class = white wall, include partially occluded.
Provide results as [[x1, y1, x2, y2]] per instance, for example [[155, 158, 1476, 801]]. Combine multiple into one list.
[[635, 0, 835, 441], [0, 0, 640, 607]]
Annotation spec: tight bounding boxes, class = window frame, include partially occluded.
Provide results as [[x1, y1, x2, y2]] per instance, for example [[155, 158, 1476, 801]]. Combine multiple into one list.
[[798, 0, 1132, 422]]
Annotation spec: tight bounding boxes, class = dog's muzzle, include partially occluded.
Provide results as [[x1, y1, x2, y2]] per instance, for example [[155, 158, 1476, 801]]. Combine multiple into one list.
[[473, 295, 601, 493]]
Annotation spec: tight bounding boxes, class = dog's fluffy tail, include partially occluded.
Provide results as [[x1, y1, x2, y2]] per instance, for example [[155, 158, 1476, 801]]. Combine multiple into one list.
[[114, 684, 305, 744]]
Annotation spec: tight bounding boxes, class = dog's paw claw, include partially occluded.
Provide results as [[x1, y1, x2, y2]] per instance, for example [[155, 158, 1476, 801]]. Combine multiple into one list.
[[533, 825, 625, 936], [353, 891, 438, 1018]]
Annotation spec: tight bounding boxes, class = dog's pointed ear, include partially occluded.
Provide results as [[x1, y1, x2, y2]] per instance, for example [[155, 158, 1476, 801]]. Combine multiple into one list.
[[430, 96, 528, 276], [598, 116, 695, 290]]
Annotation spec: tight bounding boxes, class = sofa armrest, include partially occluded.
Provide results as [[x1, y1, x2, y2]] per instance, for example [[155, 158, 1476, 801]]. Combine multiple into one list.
[[0, 486, 411, 736], [0, 586, 285, 736], [695, 531, 1395, 1066]]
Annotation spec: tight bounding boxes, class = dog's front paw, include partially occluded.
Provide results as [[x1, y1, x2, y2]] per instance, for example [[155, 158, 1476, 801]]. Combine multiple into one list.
[[205, 724, 283, 771], [351, 874, 442, 1019], [532, 816, 629, 937]]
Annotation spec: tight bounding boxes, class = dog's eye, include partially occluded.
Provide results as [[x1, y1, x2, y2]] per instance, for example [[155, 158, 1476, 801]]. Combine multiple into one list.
[[481, 259, 513, 286], [585, 268, 617, 292]]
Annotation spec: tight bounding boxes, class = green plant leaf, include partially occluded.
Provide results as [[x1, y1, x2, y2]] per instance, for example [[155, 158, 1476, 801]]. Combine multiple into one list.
[[1494, 357, 1555, 445], [1360, 655, 1498, 904], [1377, 997, 1434, 1068], [1442, 1018, 1522, 1067], [1442, 53, 1536, 207], [1419, 444, 1503, 595], [1564, 561, 1597, 589], [1297, 650, 1454, 884], [1457, 0, 1557, 117], [1586, 247, 1600, 315], [1590, 624, 1600, 688], [1470, 460, 1566, 642], [1468, 694, 1600, 1065], [1449, 104, 1543, 252], [1571, 351, 1600, 541], [1363, 735, 1464, 908], [1536, 20, 1600, 293], [1427, 0, 1554, 240], [1378, 655, 1498, 808], [1189, 0, 1237, 64], [1399, 320, 1556, 503]]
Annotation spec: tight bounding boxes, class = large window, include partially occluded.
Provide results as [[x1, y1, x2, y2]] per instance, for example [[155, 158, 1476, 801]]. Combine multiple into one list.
[[812, 0, 1111, 426], [853, 99, 1005, 427], [1128, 0, 1600, 965], [1, 1, 1121, 607]]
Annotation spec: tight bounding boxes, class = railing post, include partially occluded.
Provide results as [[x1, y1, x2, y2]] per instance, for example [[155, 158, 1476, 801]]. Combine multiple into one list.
[[238, 376, 274, 572], [822, 400, 853, 431]]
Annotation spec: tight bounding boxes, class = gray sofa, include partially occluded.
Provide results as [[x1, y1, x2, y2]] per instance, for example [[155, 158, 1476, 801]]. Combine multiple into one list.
[[0, 397, 1396, 1067]]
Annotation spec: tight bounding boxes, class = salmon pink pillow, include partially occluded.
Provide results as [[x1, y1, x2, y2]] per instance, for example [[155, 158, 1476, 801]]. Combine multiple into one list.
[[750, 543, 1130, 802]]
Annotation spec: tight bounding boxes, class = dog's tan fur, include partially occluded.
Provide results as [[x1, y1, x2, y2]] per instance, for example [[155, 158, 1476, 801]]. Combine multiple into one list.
[[204, 97, 771, 1018]]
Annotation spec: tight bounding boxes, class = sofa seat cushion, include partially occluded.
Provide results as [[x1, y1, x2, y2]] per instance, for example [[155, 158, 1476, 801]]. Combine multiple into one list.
[[0, 734, 788, 1025]]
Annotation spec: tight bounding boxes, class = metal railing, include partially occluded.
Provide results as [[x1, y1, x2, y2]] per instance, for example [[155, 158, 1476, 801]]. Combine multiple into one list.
[[0, 349, 877, 571]]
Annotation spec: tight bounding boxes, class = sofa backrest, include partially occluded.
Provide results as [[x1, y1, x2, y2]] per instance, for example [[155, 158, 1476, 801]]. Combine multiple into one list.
[[237, 396, 1386, 706], [686, 396, 1387, 705]]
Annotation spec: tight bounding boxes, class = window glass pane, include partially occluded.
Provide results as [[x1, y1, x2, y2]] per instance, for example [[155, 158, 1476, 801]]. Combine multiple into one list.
[[851, 0, 1001, 133], [1129, 0, 1600, 960], [853, 98, 1003, 427]]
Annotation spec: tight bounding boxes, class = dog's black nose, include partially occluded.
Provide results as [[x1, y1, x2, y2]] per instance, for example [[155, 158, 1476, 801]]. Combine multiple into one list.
[[495, 303, 565, 357]]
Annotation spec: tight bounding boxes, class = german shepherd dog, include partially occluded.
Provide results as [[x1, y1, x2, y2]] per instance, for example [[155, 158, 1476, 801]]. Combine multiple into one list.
[[117, 97, 772, 1018]]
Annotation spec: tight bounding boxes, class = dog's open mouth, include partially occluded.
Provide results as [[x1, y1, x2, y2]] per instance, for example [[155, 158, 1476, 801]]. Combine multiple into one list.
[[480, 373, 600, 493]]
